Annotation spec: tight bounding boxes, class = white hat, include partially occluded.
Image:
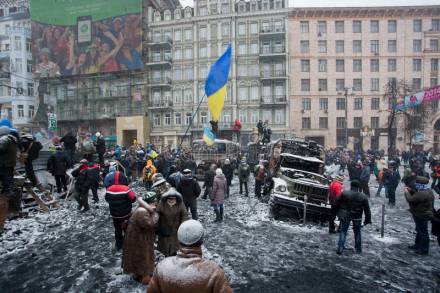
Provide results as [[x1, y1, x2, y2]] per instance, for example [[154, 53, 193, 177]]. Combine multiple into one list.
[[95, 132, 101, 137], [215, 168, 223, 176], [178, 220, 204, 246]]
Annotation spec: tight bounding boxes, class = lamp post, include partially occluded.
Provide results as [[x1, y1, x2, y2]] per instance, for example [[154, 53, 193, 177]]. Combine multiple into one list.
[[338, 87, 354, 149]]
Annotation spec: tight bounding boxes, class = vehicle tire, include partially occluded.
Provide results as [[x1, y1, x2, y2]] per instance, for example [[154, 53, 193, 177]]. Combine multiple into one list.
[[269, 202, 280, 220]]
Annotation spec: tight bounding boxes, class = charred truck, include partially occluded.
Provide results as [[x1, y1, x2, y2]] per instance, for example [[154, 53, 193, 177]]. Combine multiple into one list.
[[265, 139, 331, 221]]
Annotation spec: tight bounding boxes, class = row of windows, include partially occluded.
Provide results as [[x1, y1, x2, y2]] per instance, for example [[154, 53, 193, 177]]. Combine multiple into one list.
[[0, 82, 33, 96], [299, 39, 439, 54], [301, 116, 380, 130], [299, 19, 440, 34], [16, 104, 34, 119], [301, 97, 381, 111], [299, 58, 439, 73], [11, 58, 33, 74], [299, 77, 438, 92]]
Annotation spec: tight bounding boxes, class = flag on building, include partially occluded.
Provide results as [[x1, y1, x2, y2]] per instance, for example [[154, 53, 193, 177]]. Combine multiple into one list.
[[205, 45, 231, 122], [203, 127, 215, 146]]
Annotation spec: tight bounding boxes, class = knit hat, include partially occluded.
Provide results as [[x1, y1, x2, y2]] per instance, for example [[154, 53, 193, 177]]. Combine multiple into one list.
[[215, 168, 223, 176], [182, 169, 192, 175], [0, 126, 10, 137], [178, 220, 204, 246], [152, 178, 167, 188]]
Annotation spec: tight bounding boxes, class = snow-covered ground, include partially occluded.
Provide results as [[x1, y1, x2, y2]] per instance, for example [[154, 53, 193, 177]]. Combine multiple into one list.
[[0, 175, 439, 293]]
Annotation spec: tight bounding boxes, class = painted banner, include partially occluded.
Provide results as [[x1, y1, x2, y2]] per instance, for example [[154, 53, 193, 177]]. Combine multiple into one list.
[[395, 85, 440, 111], [31, 0, 143, 77]]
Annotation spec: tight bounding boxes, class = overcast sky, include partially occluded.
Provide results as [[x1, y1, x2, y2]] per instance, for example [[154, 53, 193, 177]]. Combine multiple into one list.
[[179, 0, 439, 8]]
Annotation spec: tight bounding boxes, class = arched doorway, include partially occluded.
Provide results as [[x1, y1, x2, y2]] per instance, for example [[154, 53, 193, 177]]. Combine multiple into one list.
[[433, 119, 440, 153]]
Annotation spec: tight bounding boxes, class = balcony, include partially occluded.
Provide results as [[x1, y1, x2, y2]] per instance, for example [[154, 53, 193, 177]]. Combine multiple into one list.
[[147, 77, 172, 87], [146, 55, 172, 67], [259, 25, 285, 39], [259, 45, 286, 58], [260, 70, 286, 79], [261, 95, 287, 105], [146, 36, 173, 47], [148, 99, 173, 110], [424, 48, 439, 54]]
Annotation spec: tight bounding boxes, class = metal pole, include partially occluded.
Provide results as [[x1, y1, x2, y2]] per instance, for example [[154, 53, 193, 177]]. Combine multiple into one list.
[[178, 94, 207, 149], [303, 194, 307, 224], [345, 88, 348, 149], [381, 203, 385, 238]]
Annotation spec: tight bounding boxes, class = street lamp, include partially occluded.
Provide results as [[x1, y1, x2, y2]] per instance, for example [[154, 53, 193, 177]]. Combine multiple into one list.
[[338, 87, 354, 149]]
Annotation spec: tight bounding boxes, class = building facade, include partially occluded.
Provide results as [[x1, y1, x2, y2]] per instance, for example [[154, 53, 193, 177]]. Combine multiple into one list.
[[0, 2, 35, 128], [288, 6, 440, 151], [146, 0, 290, 147]]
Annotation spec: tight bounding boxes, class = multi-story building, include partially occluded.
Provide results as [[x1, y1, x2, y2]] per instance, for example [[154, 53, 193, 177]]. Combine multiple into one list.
[[289, 6, 440, 151], [146, 0, 290, 147], [0, 2, 35, 128]]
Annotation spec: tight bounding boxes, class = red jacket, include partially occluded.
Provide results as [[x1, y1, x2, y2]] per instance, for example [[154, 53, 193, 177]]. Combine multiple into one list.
[[329, 180, 343, 205]]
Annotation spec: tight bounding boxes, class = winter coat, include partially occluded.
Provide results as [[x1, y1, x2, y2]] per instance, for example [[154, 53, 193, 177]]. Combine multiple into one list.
[[104, 171, 128, 189], [60, 133, 77, 150], [95, 136, 106, 154], [238, 163, 250, 182], [405, 188, 435, 217], [360, 166, 370, 183], [432, 209, 440, 239], [348, 165, 362, 181], [384, 169, 400, 189], [47, 151, 68, 176], [204, 169, 215, 188], [71, 164, 89, 193], [104, 184, 136, 218], [255, 165, 266, 182], [334, 190, 372, 223], [168, 171, 182, 188], [122, 206, 159, 277], [0, 134, 18, 168], [329, 180, 343, 205], [142, 160, 157, 182], [177, 176, 201, 202], [83, 164, 100, 189], [148, 246, 233, 293], [222, 164, 234, 185], [211, 174, 227, 205], [156, 192, 188, 256], [20, 136, 42, 161]]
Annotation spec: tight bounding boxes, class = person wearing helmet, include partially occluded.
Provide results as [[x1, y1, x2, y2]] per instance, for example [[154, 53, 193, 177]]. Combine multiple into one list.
[[149, 220, 232, 293]]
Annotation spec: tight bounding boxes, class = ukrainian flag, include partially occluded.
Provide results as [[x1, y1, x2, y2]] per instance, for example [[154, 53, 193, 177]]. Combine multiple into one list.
[[205, 45, 232, 122], [203, 127, 215, 146]]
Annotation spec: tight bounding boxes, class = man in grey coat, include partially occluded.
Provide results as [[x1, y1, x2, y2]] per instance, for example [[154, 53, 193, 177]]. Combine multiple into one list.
[[359, 161, 371, 197]]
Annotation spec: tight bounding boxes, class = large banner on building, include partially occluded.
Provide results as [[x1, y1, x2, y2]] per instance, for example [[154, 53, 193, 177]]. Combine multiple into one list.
[[395, 85, 440, 111], [31, 0, 143, 77]]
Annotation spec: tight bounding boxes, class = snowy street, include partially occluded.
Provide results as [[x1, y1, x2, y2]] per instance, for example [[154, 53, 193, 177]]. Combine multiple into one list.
[[0, 176, 439, 293]]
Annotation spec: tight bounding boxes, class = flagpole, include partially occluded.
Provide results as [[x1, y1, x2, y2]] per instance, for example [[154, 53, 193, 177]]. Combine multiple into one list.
[[179, 93, 207, 149]]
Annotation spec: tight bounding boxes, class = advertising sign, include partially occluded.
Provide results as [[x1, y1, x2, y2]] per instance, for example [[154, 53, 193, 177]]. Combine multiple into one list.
[[395, 85, 440, 111], [31, 0, 143, 78]]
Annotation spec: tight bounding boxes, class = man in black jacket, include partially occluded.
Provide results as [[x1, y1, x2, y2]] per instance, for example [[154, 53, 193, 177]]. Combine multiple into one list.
[[20, 133, 44, 192], [71, 159, 90, 211], [202, 164, 216, 200], [60, 131, 77, 167], [334, 180, 372, 255], [222, 159, 234, 197], [177, 169, 201, 219], [95, 132, 106, 168], [47, 145, 69, 194]]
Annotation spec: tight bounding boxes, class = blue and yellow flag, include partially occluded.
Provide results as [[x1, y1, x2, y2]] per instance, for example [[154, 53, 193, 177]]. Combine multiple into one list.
[[205, 45, 232, 122], [203, 127, 215, 146]]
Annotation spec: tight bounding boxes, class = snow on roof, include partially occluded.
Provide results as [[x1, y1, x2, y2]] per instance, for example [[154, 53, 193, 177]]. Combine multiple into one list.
[[280, 153, 324, 164]]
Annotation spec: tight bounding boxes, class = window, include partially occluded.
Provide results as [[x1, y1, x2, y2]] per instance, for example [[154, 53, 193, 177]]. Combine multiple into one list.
[[371, 117, 379, 129], [238, 86, 248, 100], [174, 48, 182, 60], [354, 97, 363, 110], [353, 79, 362, 91], [370, 40, 379, 53], [318, 79, 327, 91], [250, 23, 258, 34], [199, 46, 207, 58], [353, 59, 362, 72], [432, 19, 440, 31], [175, 113, 182, 125], [318, 59, 327, 72], [430, 39, 439, 51], [238, 23, 246, 35], [200, 112, 208, 124], [370, 59, 379, 72], [336, 117, 346, 128], [174, 30, 181, 42], [335, 40, 344, 53], [184, 29, 192, 41], [413, 78, 422, 90], [336, 59, 345, 72], [317, 21, 327, 34], [184, 88, 192, 103], [199, 26, 207, 40], [184, 47, 193, 59], [238, 43, 246, 55], [275, 109, 285, 124], [413, 19, 422, 32], [164, 10, 172, 20], [388, 20, 397, 33], [302, 117, 311, 129], [300, 21, 309, 33], [185, 113, 192, 125], [164, 113, 171, 126], [26, 38, 31, 52], [301, 79, 310, 91], [353, 117, 363, 128], [388, 40, 396, 53], [28, 105, 34, 118], [353, 20, 362, 33], [336, 98, 346, 110], [17, 105, 24, 118], [302, 98, 311, 110], [239, 109, 248, 124], [250, 110, 259, 123], [299, 40, 309, 54], [318, 40, 327, 53], [15, 58, 22, 73], [335, 21, 344, 33], [319, 117, 328, 129], [27, 82, 33, 96], [153, 114, 161, 126], [26, 60, 32, 73], [336, 79, 345, 91], [301, 59, 310, 72], [319, 98, 328, 110], [432, 59, 439, 71], [184, 67, 193, 80], [431, 78, 438, 87], [353, 40, 362, 53], [221, 3, 229, 13], [174, 67, 182, 80], [370, 20, 379, 33], [413, 59, 422, 72], [413, 39, 422, 52], [222, 23, 229, 37], [371, 97, 380, 110], [199, 6, 207, 16], [14, 36, 21, 51], [371, 78, 380, 91], [388, 59, 396, 72]]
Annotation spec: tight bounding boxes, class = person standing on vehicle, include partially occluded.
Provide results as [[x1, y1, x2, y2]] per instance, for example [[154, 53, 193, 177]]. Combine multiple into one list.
[[177, 169, 201, 220], [238, 159, 250, 197], [222, 159, 234, 198], [334, 180, 371, 255], [328, 175, 344, 233], [202, 164, 216, 200]]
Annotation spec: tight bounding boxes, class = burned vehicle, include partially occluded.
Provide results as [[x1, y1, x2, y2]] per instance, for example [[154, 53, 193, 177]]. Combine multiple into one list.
[[267, 139, 331, 220]]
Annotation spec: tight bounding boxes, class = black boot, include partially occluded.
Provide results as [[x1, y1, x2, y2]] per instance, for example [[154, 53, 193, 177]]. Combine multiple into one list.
[[219, 206, 224, 222], [81, 194, 90, 212], [213, 209, 220, 223]]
